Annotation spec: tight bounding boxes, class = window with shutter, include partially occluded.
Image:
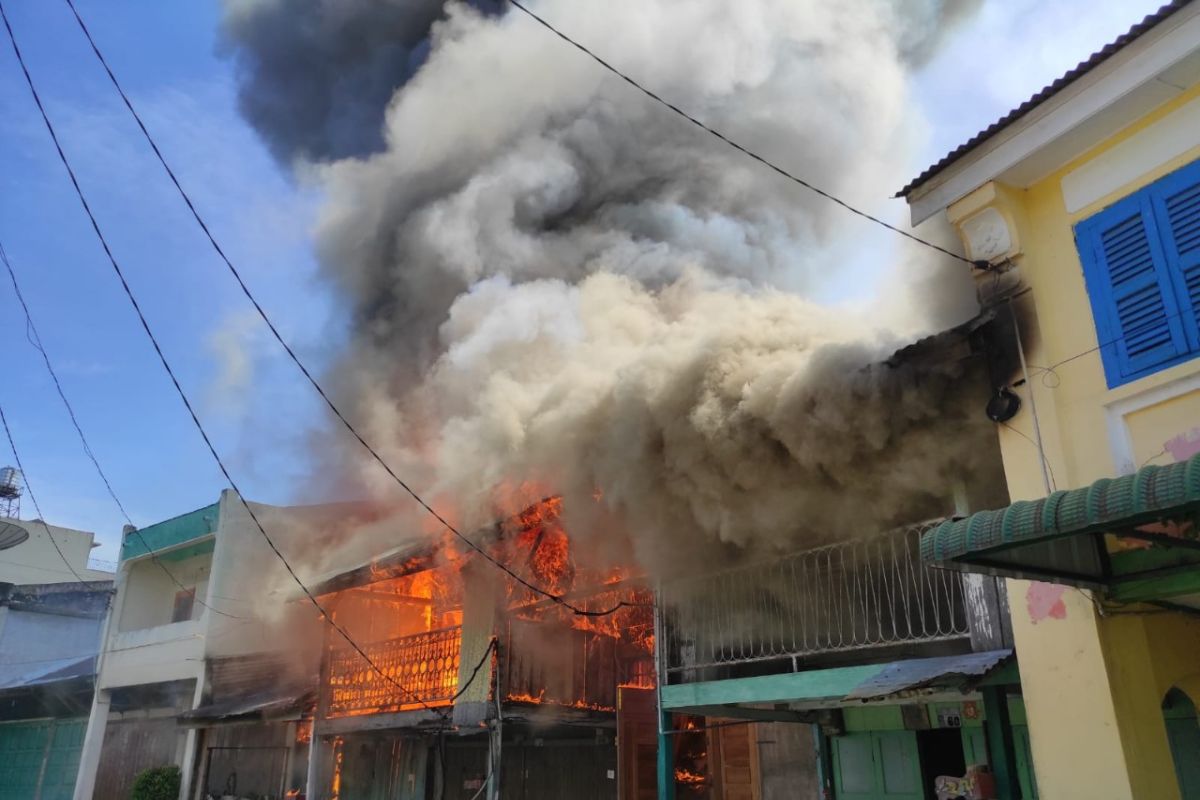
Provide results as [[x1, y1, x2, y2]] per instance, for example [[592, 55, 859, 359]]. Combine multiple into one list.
[[1075, 157, 1200, 387], [1152, 165, 1200, 352]]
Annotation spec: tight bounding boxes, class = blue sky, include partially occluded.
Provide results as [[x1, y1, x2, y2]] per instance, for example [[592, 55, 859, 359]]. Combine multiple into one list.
[[0, 0, 333, 561], [0, 0, 1167, 562]]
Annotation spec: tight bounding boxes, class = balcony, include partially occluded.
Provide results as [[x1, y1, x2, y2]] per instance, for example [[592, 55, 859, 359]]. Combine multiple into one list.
[[100, 619, 206, 689], [326, 626, 462, 717], [659, 520, 970, 680]]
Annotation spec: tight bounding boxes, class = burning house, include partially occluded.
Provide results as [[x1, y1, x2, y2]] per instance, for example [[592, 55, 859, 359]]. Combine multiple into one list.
[[303, 497, 656, 800], [209, 0, 1047, 797]]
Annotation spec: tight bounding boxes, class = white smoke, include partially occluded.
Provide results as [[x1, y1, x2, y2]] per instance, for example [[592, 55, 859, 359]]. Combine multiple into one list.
[[222, 0, 997, 575]]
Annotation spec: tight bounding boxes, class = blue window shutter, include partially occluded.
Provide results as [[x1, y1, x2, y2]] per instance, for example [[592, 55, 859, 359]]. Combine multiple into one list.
[[1076, 192, 1189, 386], [1149, 160, 1200, 353]]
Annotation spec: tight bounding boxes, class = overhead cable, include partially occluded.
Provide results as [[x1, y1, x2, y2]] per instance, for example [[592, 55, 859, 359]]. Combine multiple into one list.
[[59, 0, 635, 619], [0, 239, 244, 619], [0, 1, 449, 720], [0, 400, 104, 587], [503, 0, 984, 269]]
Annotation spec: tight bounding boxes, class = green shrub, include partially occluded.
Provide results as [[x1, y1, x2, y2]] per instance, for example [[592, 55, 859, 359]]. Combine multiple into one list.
[[130, 765, 181, 800]]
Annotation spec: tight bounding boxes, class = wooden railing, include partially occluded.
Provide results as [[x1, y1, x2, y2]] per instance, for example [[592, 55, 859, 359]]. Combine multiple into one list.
[[326, 625, 461, 717]]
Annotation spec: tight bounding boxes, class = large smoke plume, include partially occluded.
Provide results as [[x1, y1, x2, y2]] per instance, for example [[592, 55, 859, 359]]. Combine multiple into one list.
[[221, 0, 999, 576]]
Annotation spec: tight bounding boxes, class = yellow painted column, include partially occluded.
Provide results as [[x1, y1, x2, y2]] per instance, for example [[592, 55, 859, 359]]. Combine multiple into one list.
[[1012, 602, 1200, 800], [1007, 579, 1149, 799], [1099, 613, 1200, 800]]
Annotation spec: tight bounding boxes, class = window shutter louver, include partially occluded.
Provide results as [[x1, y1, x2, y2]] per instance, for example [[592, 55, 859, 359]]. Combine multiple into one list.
[[1152, 168, 1200, 352], [1077, 193, 1190, 385]]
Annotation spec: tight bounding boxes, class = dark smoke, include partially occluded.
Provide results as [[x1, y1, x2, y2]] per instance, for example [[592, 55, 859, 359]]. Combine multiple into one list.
[[220, 0, 996, 575], [221, 0, 503, 165]]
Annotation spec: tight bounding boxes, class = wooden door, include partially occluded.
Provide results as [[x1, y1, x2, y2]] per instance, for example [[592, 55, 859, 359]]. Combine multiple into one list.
[[709, 721, 760, 800], [617, 687, 658, 800]]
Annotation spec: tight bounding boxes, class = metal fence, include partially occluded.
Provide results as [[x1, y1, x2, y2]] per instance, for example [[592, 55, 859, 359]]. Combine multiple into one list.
[[327, 626, 461, 716], [659, 520, 968, 675]]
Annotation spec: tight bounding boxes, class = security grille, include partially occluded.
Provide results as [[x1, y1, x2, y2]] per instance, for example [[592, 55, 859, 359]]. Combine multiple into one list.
[[660, 520, 968, 675]]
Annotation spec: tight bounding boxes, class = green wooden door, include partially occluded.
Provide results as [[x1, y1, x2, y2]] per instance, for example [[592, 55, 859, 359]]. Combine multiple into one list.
[[960, 728, 988, 768], [831, 731, 922, 800], [0, 719, 88, 800], [38, 720, 88, 800], [1166, 718, 1200, 799], [1012, 725, 1039, 800], [0, 721, 51, 800], [1165, 690, 1200, 800]]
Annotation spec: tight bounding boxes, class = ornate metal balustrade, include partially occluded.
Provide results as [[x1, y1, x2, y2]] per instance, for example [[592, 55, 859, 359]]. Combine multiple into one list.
[[659, 520, 969, 676], [327, 626, 461, 717]]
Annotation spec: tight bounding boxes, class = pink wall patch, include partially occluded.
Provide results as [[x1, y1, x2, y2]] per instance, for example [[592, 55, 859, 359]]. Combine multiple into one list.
[[1026, 581, 1068, 623], [1165, 428, 1200, 462]]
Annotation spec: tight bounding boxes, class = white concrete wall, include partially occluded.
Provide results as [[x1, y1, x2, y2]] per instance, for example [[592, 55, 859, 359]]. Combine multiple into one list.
[[0, 517, 112, 584], [117, 551, 211, 632], [96, 547, 212, 690], [101, 619, 206, 690], [203, 491, 331, 662]]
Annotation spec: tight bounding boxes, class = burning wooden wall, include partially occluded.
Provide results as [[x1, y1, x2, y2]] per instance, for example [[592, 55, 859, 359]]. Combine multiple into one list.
[[318, 497, 654, 721], [307, 498, 661, 800]]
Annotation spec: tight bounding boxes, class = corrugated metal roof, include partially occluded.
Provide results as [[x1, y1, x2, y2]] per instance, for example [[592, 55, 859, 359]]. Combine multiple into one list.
[[178, 686, 313, 725], [0, 655, 95, 691], [206, 653, 318, 708], [307, 538, 437, 596], [884, 308, 994, 367], [897, 1, 1193, 198], [844, 649, 1012, 701]]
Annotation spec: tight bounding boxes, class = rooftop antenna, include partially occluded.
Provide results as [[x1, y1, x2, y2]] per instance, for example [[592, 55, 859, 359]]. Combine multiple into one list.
[[0, 466, 22, 519]]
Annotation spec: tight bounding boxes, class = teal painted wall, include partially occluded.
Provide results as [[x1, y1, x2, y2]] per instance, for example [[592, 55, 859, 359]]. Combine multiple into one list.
[[121, 503, 218, 561], [836, 699, 1038, 799]]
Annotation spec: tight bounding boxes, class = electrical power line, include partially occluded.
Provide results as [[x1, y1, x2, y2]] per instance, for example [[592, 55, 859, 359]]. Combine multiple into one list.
[[0, 239, 244, 620], [449, 637, 497, 703], [59, 0, 635, 620], [0, 401, 104, 587], [502, 0, 984, 269], [998, 420, 1057, 492], [0, 2, 449, 721], [1033, 303, 1196, 385]]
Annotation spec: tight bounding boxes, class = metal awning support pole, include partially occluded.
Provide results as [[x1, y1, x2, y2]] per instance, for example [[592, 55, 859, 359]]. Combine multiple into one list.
[[1009, 301, 1053, 495], [488, 639, 503, 800], [307, 612, 335, 800], [981, 686, 1019, 799], [653, 586, 676, 800], [812, 723, 834, 800]]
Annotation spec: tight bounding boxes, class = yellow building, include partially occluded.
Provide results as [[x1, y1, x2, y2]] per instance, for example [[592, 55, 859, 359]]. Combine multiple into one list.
[[902, 2, 1200, 798]]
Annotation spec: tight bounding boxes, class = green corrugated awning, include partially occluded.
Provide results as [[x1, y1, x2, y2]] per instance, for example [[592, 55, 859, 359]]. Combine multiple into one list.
[[660, 651, 1016, 719], [921, 453, 1200, 601]]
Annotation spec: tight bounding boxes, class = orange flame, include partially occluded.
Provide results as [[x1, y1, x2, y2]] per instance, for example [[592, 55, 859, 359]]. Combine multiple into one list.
[[324, 494, 653, 718]]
